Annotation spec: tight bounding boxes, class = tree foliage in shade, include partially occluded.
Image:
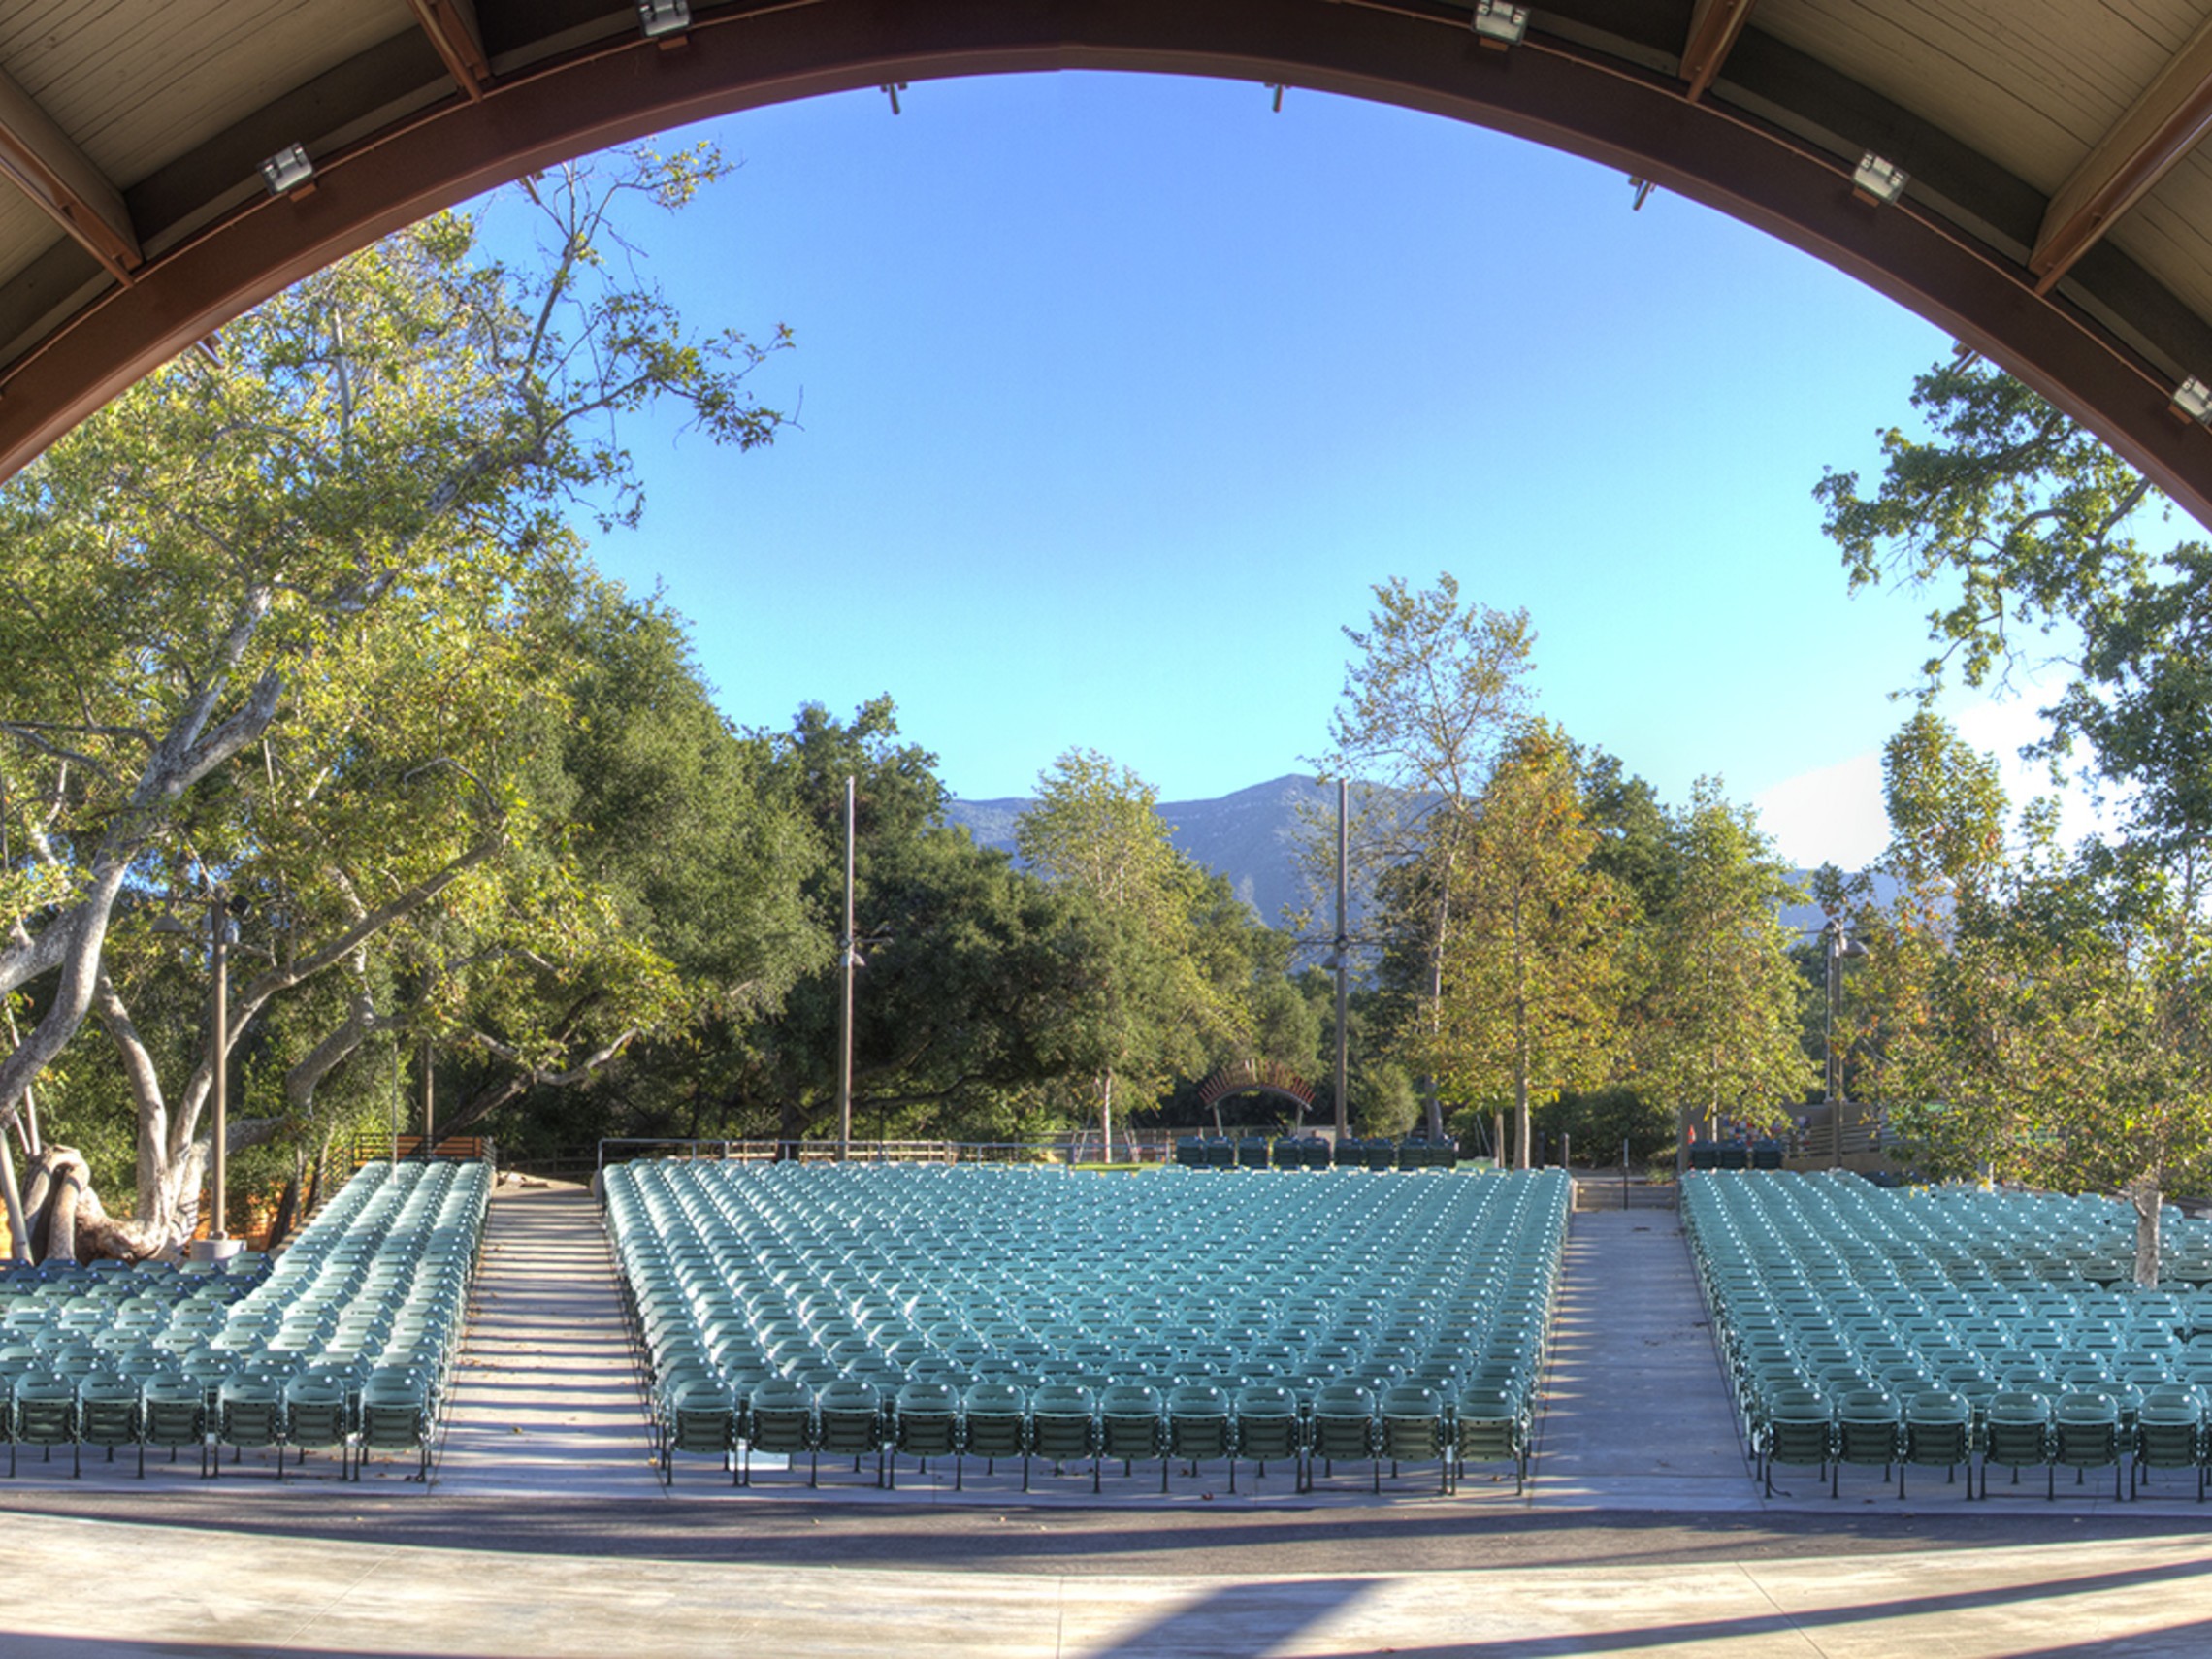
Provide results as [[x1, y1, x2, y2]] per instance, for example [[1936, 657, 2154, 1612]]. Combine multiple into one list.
[[1820, 359, 2212, 1278], [694, 699, 1106, 1150], [1433, 724, 1628, 1168], [0, 146, 790, 1253], [1017, 748, 1252, 1155]]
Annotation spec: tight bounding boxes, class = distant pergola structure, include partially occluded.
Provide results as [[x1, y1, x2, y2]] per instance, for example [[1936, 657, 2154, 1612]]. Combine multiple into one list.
[[4, 1, 2212, 518], [1195, 1058, 1317, 1131]]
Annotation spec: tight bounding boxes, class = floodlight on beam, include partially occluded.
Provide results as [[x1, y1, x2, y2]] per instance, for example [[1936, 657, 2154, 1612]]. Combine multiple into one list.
[[1851, 152, 1908, 207], [636, 0, 690, 41], [259, 144, 315, 198], [2172, 376, 2212, 425], [1472, 2, 1528, 49]]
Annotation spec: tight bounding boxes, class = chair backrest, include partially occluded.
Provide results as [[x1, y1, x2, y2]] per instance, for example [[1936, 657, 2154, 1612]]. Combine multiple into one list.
[[1166, 1383, 1228, 1417], [1904, 1390, 1969, 1424], [2055, 1389, 2118, 1425], [1988, 1391, 2054, 1424], [1313, 1382, 1375, 1418], [818, 1378, 882, 1415], [1235, 1383, 1299, 1419], [1382, 1383, 1444, 1418], [1030, 1383, 1095, 1418], [962, 1382, 1027, 1417], [895, 1381, 959, 1415], [1099, 1383, 1161, 1418]]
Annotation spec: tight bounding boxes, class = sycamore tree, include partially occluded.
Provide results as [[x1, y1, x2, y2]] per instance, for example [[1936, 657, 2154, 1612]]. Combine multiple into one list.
[[1640, 778, 1811, 1172], [1434, 724, 1628, 1168], [0, 147, 789, 1257], [1017, 749, 1248, 1159], [1312, 574, 1535, 1138], [1819, 359, 2212, 1277]]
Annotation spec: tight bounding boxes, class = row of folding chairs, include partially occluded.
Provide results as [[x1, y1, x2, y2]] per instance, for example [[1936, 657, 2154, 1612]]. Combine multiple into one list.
[[661, 1374, 1536, 1495], [1686, 1172, 2212, 1501], [0, 1359, 438, 1480], [1757, 1382, 2212, 1502], [609, 1163, 1570, 1496], [0, 1161, 487, 1481]]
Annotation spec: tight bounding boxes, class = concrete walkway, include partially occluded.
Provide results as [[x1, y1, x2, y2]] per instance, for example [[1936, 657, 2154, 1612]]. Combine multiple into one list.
[[6, 1505, 2212, 1656], [1530, 1207, 1758, 1511], [435, 1185, 663, 1497]]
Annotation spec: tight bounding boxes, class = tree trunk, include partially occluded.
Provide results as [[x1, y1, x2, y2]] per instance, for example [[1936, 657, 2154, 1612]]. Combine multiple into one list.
[[0, 1130, 28, 1266], [2131, 1174, 2162, 1288], [1099, 1069, 1115, 1165], [1514, 1071, 1530, 1171], [20, 1149, 54, 1260], [45, 1160, 83, 1265]]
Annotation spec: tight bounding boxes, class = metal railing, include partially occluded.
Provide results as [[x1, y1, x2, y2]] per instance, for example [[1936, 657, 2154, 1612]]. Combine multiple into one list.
[[572, 1137, 1181, 1177], [348, 1133, 497, 1168]]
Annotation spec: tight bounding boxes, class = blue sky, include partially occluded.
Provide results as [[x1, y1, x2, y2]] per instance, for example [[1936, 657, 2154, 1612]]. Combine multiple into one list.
[[505, 69, 2086, 869]]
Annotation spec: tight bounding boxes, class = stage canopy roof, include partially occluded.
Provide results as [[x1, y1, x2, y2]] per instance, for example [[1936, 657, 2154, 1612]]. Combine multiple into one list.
[[3, 1, 2212, 518]]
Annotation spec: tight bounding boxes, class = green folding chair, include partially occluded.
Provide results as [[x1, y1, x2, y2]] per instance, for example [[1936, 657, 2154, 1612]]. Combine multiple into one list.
[[76, 1371, 143, 1477], [1898, 1390, 1971, 1498], [1164, 1383, 1231, 1490], [960, 1382, 1028, 1489], [889, 1380, 960, 1489]]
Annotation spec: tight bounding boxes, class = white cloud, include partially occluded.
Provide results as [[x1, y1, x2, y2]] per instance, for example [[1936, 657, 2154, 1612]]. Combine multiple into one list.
[[1752, 750, 1888, 872], [1750, 694, 2117, 872]]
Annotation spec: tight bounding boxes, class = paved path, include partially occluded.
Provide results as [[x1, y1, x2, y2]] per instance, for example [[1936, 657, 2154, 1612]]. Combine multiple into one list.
[[435, 1185, 664, 1497], [1530, 1207, 1759, 1510]]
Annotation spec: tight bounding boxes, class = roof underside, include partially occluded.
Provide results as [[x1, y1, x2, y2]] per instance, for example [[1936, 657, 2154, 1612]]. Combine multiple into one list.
[[3, 0, 2212, 521]]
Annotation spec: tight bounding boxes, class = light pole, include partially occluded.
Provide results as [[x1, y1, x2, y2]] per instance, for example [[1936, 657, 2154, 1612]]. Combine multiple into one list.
[[156, 886, 249, 1260], [1333, 779, 1350, 1144], [1823, 919, 1870, 1168], [836, 774, 859, 1161]]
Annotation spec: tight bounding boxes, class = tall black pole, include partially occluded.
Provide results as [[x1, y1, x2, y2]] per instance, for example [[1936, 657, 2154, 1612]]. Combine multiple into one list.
[[210, 889, 229, 1242], [1334, 779, 1350, 1142], [1824, 920, 1842, 1169], [837, 774, 856, 1161]]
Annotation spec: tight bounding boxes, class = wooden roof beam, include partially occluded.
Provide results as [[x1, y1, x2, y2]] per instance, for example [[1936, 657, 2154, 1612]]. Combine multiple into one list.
[[1680, 0, 1760, 103], [406, 0, 493, 101], [0, 66, 140, 280], [2032, 13, 2212, 294]]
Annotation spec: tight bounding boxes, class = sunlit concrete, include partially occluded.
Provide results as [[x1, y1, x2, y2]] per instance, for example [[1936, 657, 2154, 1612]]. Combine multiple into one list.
[[2, 1506, 2210, 1657]]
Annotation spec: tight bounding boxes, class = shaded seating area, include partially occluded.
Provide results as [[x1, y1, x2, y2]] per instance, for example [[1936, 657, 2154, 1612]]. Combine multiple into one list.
[[606, 1161, 1568, 1496], [0, 1160, 489, 1483], [1686, 1170, 2212, 1503], [1171, 1135, 1454, 1171]]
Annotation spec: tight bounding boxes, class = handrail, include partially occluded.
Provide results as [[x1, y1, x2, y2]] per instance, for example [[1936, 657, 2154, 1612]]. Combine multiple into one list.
[[583, 1136, 1180, 1174]]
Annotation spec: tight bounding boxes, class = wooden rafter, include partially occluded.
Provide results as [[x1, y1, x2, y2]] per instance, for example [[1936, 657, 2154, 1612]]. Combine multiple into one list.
[[0, 66, 139, 280], [2032, 13, 2212, 293], [406, 0, 493, 101], [1680, 0, 1760, 102]]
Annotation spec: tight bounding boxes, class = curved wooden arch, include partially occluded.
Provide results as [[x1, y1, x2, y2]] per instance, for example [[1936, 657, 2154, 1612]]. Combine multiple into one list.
[[1196, 1058, 1316, 1113], [3, 0, 2212, 526]]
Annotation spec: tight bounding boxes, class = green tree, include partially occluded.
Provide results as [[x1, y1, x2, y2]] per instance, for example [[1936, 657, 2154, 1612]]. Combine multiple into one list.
[[1434, 724, 1629, 1168], [1017, 749, 1246, 1158], [1639, 778, 1811, 1171], [1312, 574, 1536, 1137], [0, 146, 788, 1254], [1819, 360, 2212, 1276]]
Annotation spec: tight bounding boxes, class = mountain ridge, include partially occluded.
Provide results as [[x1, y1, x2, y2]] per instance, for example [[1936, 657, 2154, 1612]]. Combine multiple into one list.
[[944, 773, 1878, 940]]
